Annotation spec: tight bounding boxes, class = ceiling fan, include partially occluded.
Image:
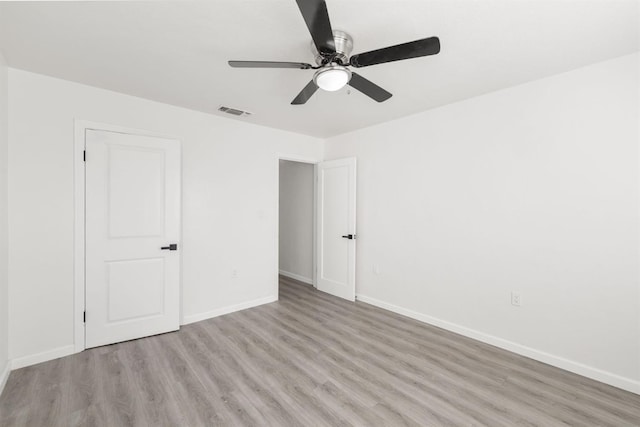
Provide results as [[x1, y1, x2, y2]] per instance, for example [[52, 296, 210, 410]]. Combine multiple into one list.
[[229, 0, 440, 105]]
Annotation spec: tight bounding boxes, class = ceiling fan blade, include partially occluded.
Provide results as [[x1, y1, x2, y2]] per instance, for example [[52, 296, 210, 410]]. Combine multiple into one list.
[[295, 0, 336, 56], [229, 61, 313, 69], [348, 73, 392, 102], [291, 80, 319, 105], [349, 37, 440, 68]]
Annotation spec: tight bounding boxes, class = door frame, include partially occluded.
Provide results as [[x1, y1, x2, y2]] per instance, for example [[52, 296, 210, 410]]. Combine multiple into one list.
[[276, 154, 319, 293], [73, 119, 182, 353]]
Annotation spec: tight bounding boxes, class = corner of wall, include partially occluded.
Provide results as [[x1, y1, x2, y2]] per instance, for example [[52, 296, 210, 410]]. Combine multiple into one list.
[[0, 361, 9, 396], [0, 48, 10, 394]]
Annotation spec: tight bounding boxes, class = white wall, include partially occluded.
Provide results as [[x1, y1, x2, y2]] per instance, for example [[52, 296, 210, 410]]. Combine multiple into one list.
[[0, 51, 9, 389], [325, 53, 640, 392], [7, 69, 323, 364], [279, 160, 314, 283]]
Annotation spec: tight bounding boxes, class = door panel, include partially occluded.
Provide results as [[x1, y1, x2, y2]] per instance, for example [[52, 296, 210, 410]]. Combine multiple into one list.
[[316, 157, 356, 301], [106, 258, 165, 322], [108, 146, 165, 237], [85, 129, 180, 349]]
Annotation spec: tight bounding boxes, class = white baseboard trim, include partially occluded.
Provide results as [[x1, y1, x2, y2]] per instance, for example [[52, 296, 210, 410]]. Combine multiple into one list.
[[356, 294, 640, 395], [279, 270, 313, 285], [0, 360, 10, 395], [182, 295, 278, 325], [11, 345, 76, 370]]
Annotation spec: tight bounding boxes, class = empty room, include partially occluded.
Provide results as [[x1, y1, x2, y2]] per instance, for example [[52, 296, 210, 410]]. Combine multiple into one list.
[[0, 0, 639, 425]]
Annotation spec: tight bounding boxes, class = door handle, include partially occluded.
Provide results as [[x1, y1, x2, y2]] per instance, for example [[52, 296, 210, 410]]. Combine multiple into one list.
[[341, 234, 355, 240], [161, 244, 178, 251]]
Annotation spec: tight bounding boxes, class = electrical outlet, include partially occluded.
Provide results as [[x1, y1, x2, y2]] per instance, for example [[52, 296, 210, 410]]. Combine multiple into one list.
[[511, 292, 522, 307], [373, 264, 380, 275], [232, 269, 238, 279]]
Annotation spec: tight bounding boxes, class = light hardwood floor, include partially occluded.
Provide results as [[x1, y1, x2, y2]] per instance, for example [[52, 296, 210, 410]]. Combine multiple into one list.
[[1, 275, 639, 426]]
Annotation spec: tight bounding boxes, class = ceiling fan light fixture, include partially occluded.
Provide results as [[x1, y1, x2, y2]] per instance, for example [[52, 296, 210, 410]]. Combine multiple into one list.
[[313, 64, 351, 92]]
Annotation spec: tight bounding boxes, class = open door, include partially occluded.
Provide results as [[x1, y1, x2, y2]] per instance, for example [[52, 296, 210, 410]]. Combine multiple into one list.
[[316, 157, 356, 301]]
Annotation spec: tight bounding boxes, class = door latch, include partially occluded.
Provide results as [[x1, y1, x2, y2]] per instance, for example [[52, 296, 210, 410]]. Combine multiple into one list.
[[161, 243, 178, 251], [341, 234, 355, 240]]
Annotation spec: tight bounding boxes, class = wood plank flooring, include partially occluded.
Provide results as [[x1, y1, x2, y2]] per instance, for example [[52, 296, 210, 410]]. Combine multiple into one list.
[[1, 275, 639, 426]]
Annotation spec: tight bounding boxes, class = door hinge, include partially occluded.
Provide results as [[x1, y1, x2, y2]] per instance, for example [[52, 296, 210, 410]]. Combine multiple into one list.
[[83, 150, 86, 162], [83, 311, 86, 323]]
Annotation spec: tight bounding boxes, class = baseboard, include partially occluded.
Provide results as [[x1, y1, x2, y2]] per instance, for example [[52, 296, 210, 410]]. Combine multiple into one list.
[[0, 360, 10, 395], [356, 294, 640, 395], [279, 270, 313, 285], [9, 297, 279, 369], [182, 295, 278, 325], [11, 344, 76, 370]]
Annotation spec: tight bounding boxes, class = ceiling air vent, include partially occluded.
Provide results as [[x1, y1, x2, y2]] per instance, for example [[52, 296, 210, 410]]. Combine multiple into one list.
[[218, 106, 253, 117]]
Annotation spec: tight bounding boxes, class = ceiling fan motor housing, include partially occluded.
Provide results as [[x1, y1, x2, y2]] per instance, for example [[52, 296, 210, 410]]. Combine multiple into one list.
[[312, 30, 353, 65]]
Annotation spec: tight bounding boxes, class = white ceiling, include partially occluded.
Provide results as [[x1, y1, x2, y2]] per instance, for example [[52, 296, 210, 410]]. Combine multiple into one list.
[[0, 0, 637, 138]]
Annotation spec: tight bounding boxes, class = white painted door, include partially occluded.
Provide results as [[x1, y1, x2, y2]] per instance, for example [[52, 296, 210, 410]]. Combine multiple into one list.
[[85, 130, 181, 349], [316, 157, 356, 301]]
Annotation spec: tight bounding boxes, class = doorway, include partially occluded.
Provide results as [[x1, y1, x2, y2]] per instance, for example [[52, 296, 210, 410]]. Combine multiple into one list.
[[278, 156, 357, 301], [278, 159, 316, 288]]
